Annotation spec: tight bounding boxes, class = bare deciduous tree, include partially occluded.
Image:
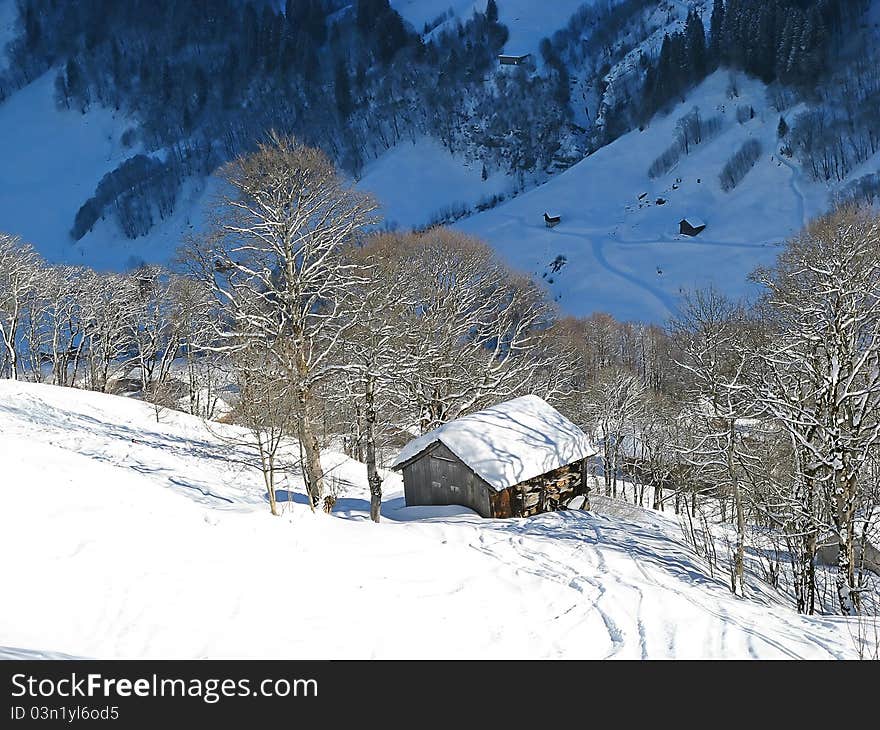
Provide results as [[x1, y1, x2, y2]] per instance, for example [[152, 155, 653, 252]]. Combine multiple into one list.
[[671, 288, 755, 596], [752, 206, 880, 615], [587, 368, 646, 499], [0, 233, 42, 380], [335, 238, 419, 522], [186, 134, 377, 505], [378, 228, 559, 433]]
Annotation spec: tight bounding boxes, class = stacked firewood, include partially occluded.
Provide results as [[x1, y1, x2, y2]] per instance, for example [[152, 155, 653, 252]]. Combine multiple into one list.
[[513, 463, 586, 517]]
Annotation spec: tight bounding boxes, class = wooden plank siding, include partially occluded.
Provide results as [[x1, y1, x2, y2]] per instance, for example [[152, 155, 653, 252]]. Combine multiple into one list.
[[399, 441, 590, 519], [400, 441, 493, 517]]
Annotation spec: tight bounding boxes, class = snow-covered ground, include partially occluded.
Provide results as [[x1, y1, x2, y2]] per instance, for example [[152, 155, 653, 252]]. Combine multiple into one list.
[[391, 0, 590, 54], [0, 381, 859, 659], [458, 71, 835, 321], [0, 73, 130, 267], [0, 71, 218, 271], [356, 137, 510, 230]]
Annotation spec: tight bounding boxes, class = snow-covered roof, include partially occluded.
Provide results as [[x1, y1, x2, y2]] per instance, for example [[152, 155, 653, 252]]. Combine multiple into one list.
[[391, 395, 596, 491], [681, 216, 706, 228]]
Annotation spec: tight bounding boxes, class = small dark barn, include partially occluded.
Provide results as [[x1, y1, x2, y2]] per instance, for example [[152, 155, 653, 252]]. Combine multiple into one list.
[[544, 211, 561, 228], [679, 217, 707, 236], [499, 53, 531, 66], [391, 396, 596, 518]]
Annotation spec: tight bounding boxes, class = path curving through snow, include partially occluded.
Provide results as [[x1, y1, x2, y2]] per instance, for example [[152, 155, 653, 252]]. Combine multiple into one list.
[[778, 154, 808, 230]]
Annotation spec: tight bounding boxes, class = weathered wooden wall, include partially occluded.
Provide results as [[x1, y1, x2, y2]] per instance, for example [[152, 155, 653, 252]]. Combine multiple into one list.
[[401, 442, 590, 519], [401, 442, 493, 517]]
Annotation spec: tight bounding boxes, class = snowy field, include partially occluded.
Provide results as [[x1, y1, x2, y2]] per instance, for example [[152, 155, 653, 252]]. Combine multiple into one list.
[[0, 71, 218, 272], [0, 381, 859, 659], [0, 73, 131, 267], [356, 137, 510, 229], [458, 71, 837, 321], [391, 0, 590, 53]]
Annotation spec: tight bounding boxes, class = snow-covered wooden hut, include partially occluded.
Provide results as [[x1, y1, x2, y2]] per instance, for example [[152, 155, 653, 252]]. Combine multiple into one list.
[[679, 217, 707, 236], [544, 211, 561, 228], [391, 396, 596, 518], [498, 53, 531, 66]]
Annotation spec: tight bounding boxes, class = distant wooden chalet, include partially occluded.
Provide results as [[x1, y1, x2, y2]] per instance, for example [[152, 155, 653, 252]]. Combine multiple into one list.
[[391, 396, 596, 518], [544, 211, 561, 228], [499, 53, 531, 66], [679, 217, 707, 236]]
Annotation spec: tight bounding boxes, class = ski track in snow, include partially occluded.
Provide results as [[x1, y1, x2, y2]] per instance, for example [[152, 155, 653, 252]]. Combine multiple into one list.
[[590, 236, 678, 314], [465, 509, 855, 660]]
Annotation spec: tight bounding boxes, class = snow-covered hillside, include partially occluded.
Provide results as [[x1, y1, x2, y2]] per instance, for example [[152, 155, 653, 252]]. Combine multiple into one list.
[[0, 71, 218, 271], [391, 0, 590, 54], [1, 69, 838, 322], [0, 2, 872, 323], [458, 71, 838, 322], [357, 137, 511, 229], [0, 381, 858, 659]]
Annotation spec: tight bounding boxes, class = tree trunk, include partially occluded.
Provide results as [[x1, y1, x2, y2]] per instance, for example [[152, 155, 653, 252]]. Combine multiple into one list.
[[603, 440, 612, 497], [259, 445, 278, 517], [2, 333, 17, 380], [297, 390, 324, 505], [834, 472, 857, 616], [732, 484, 746, 596], [729, 422, 745, 597], [611, 445, 618, 499], [364, 373, 382, 523], [836, 530, 855, 615], [804, 537, 816, 615], [266, 454, 278, 517]]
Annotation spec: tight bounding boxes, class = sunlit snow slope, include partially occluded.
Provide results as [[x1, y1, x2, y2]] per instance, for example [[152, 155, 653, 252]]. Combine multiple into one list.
[[0, 71, 219, 271], [0, 381, 857, 659], [357, 137, 510, 229], [0, 2, 868, 322]]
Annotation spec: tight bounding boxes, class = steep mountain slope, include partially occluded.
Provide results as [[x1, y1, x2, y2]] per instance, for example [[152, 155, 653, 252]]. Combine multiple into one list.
[[458, 71, 842, 321], [0, 381, 858, 659], [392, 0, 592, 53], [0, 0, 874, 322], [356, 137, 511, 229], [0, 0, 586, 270], [0, 71, 218, 270]]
